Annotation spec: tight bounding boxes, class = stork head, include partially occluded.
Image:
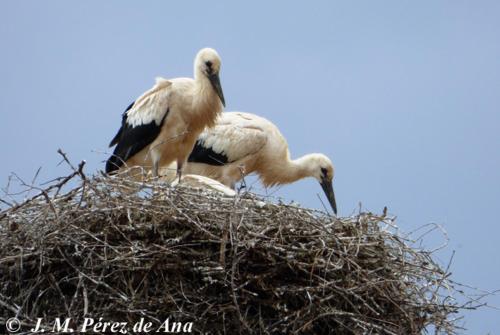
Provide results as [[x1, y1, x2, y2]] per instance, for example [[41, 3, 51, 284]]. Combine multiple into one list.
[[195, 48, 225, 107], [307, 154, 337, 215]]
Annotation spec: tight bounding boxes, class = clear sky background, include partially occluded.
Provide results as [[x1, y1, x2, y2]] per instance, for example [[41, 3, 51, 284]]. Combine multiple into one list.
[[1, 1, 499, 332]]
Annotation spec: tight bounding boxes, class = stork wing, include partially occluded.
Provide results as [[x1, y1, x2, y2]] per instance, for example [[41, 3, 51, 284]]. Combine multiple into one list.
[[106, 78, 172, 173], [188, 123, 267, 166], [108, 101, 135, 148]]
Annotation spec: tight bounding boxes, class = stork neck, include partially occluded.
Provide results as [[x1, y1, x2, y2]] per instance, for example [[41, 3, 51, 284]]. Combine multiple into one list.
[[288, 155, 314, 181], [189, 72, 222, 129], [194, 76, 212, 94], [263, 155, 311, 186], [193, 77, 218, 109]]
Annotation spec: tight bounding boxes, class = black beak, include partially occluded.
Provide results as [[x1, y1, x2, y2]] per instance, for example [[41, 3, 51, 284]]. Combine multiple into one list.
[[320, 178, 337, 215], [208, 73, 225, 107]]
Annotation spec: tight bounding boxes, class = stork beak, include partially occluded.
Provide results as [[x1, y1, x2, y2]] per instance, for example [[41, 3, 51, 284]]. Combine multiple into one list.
[[208, 73, 225, 107], [320, 178, 337, 215]]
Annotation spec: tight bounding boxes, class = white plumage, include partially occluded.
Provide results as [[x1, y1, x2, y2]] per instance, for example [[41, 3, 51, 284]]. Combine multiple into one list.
[[196, 117, 268, 164], [169, 174, 236, 197], [125, 77, 172, 127], [184, 112, 338, 214], [106, 48, 226, 179]]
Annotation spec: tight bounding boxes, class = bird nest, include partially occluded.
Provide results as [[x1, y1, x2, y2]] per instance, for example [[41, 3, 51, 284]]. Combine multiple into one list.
[[0, 158, 475, 334]]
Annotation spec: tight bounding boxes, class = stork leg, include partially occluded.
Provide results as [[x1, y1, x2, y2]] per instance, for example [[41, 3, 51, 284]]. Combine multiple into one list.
[[176, 160, 184, 183], [152, 160, 159, 178], [150, 148, 161, 179]]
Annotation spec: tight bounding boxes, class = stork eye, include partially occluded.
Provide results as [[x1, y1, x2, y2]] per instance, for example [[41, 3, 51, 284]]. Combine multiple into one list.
[[320, 168, 328, 177], [205, 61, 213, 75]]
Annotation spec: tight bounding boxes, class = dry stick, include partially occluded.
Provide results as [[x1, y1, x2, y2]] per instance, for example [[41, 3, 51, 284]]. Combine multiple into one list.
[[230, 248, 251, 334], [0, 294, 20, 315], [0, 161, 85, 220], [57, 247, 130, 303], [219, 229, 228, 267]]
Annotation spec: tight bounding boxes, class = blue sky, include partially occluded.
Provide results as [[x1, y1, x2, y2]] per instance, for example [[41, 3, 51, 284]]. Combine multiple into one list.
[[1, 1, 499, 332]]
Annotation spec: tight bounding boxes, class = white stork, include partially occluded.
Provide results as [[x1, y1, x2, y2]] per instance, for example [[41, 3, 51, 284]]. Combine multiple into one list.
[[183, 112, 338, 214], [105, 48, 225, 179]]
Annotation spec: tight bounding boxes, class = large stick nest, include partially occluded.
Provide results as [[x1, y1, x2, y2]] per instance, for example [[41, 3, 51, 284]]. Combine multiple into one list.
[[0, 159, 471, 334]]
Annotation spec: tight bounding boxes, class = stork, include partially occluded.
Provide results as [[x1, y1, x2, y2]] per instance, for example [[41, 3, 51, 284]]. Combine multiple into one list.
[[105, 48, 225, 179], [183, 112, 338, 214]]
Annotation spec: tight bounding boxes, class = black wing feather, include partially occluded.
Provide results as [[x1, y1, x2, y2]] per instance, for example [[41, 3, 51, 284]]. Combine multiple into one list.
[[188, 140, 229, 166], [105, 109, 169, 174], [108, 101, 135, 148]]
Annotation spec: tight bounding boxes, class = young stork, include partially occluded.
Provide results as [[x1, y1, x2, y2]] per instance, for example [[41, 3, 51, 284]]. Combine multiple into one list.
[[184, 112, 338, 214], [105, 48, 225, 179]]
